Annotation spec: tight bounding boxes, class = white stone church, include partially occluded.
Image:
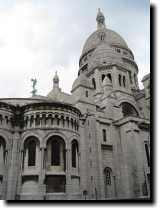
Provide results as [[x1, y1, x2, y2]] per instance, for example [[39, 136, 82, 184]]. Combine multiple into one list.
[[0, 9, 150, 200]]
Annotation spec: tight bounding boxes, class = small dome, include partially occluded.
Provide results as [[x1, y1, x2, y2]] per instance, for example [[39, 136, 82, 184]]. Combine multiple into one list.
[[96, 8, 104, 19], [53, 71, 59, 82], [72, 73, 92, 91]]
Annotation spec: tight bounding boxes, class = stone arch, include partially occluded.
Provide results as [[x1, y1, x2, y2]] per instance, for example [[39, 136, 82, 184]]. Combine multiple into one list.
[[43, 132, 68, 148], [69, 134, 80, 145], [0, 132, 11, 151], [120, 102, 139, 117], [21, 131, 43, 150], [118, 99, 141, 117]]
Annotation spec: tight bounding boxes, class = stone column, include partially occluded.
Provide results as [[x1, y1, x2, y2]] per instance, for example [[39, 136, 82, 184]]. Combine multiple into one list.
[[16, 150, 24, 196], [4, 150, 8, 171], [39, 147, 46, 200], [65, 147, 72, 200], [1, 150, 9, 199], [41, 147, 45, 170], [6, 130, 21, 200], [78, 152, 81, 174]]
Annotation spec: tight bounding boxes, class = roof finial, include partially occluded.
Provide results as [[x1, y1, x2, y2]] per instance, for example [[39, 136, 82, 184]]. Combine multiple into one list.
[[53, 70, 59, 88], [96, 8, 106, 29]]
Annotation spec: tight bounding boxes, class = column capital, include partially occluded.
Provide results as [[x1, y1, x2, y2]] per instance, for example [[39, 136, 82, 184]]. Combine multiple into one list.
[[65, 147, 71, 151]]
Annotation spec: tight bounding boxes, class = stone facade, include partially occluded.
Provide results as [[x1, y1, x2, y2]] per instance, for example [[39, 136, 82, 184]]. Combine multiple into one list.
[[0, 9, 150, 200]]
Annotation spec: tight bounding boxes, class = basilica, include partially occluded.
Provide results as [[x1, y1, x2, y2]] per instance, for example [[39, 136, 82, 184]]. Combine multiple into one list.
[[0, 9, 150, 200]]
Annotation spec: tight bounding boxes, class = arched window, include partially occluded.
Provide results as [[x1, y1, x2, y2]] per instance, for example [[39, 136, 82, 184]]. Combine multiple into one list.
[[134, 73, 137, 86], [102, 74, 105, 82], [107, 73, 112, 82], [145, 144, 150, 167], [30, 115, 34, 127], [121, 102, 139, 117], [5, 116, 8, 125], [35, 115, 40, 126], [48, 114, 53, 126], [102, 129, 107, 142], [51, 140, 60, 166], [28, 141, 36, 166], [47, 136, 65, 170], [72, 140, 78, 168], [55, 115, 59, 126], [0, 136, 6, 171], [92, 78, 96, 90], [104, 168, 111, 186], [42, 114, 46, 126], [129, 71, 132, 84], [123, 76, 126, 87]]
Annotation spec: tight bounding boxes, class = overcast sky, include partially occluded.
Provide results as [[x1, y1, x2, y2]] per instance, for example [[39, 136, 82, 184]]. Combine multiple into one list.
[[0, 0, 150, 98]]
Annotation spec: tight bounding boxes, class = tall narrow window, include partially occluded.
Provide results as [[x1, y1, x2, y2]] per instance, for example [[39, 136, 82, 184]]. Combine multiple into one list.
[[30, 116, 34, 127], [51, 140, 60, 166], [0, 115, 2, 125], [28, 141, 36, 166], [72, 140, 78, 168], [102, 74, 105, 82], [129, 71, 132, 84], [35, 115, 40, 126], [103, 129, 107, 142], [119, 74, 121, 86], [123, 76, 126, 87], [72, 143, 76, 168], [134, 73, 137, 86], [92, 78, 96, 90], [107, 73, 112, 82], [86, 91, 88, 97], [145, 144, 150, 167], [105, 169, 111, 185]]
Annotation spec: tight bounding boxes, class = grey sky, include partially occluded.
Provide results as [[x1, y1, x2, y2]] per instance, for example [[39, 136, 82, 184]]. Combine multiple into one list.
[[0, 0, 150, 98]]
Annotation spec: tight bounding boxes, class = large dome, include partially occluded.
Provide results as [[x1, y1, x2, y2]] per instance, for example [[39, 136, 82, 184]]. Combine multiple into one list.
[[82, 28, 128, 54]]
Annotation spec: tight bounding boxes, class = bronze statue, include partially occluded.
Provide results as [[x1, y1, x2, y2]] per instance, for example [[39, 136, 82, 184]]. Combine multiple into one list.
[[31, 78, 37, 96]]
